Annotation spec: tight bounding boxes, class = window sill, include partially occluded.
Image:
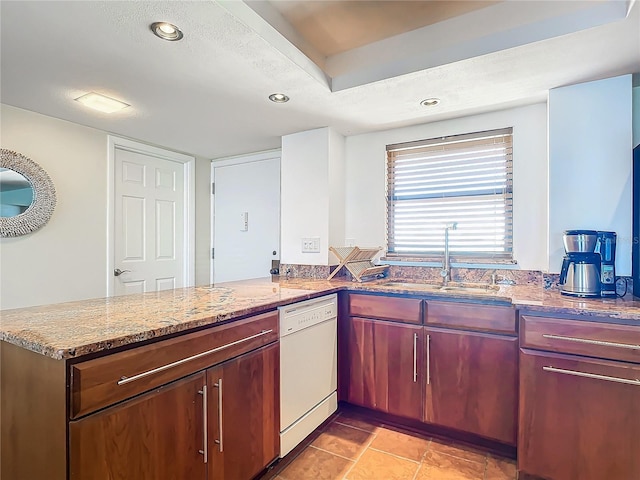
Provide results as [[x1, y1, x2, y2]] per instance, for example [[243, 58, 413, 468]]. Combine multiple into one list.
[[380, 257, 519, 270]]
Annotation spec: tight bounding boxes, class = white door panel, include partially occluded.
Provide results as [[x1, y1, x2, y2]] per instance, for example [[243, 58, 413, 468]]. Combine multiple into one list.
[[114, 148, 185, 295], [213, 157, 280, 283]]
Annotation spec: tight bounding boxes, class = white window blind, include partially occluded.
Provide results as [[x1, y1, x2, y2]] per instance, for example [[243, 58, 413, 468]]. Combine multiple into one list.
[[386, 128, 513, 261]]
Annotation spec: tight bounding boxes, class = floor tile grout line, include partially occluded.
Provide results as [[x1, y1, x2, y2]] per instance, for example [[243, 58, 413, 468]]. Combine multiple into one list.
[[411, 438, 432, 480], [333, 419, 379, 434], [340, 425, 380, 480], [429, 447, 488, 465], [307, 444, 357, 463], [482, 453, 489, 480], [367, 446, 422, 464]]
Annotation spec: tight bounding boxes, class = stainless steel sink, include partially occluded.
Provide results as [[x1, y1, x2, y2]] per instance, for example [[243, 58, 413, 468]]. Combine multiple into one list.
[[381, 281, 500, 295]]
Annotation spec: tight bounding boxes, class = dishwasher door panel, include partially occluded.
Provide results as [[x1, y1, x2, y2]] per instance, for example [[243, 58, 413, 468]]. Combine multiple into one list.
[[280, 317, 337, 430]]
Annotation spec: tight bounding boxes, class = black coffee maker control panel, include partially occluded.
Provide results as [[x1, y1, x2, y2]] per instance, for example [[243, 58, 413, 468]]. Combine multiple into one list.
[[596, 231, 617, 296]]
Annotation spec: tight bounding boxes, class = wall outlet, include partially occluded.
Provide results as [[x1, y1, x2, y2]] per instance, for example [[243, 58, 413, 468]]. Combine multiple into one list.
[[301, 237, 321, 253]]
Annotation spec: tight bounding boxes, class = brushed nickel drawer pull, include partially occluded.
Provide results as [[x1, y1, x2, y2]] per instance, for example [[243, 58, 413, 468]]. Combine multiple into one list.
[[198, 385, 208, 463], [542, 334, 640, 350], [426, 334, 431, 386], [543, 366, 640, 386], [413, 333, 418, 383], [117, 329, 274, 385], [214, 378, 223, 453]]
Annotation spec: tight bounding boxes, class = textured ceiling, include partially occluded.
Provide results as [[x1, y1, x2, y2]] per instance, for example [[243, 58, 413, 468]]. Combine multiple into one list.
[[0, 1, 638, 159]]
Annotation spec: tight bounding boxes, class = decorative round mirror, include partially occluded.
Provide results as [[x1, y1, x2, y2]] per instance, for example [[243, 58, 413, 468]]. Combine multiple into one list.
[[0, 149, 56, 237]]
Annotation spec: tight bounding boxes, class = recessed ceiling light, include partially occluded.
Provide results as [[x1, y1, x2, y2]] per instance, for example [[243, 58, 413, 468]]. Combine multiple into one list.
[[269, 93, 290, 103], [150, 22, 183, 41], [74, 92, 130, 113], [420, 98, 441, 107]]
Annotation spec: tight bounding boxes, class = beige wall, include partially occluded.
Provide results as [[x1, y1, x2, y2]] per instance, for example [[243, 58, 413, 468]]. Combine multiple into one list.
[[1, 105, 212, 309], [1, 104, 108, 309]]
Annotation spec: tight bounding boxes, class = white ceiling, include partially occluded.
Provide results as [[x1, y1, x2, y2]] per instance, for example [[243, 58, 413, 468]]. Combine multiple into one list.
[[1, 1, 639, 160]]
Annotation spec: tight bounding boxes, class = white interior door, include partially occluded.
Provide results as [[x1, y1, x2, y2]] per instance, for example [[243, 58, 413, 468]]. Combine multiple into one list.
[[114, 147, 186, 295], [213, 157, 280, 283]]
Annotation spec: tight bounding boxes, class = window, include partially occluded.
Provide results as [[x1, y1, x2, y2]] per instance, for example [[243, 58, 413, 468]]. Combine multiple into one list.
[[386, 127, 513, 262]]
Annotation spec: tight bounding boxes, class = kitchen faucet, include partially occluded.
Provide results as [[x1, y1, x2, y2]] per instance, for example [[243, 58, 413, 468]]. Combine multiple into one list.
[[440, 222, 458, 285]]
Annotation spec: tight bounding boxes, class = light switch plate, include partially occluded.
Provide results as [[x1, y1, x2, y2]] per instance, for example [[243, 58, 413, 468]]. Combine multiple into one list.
[[301, 237, 321, 253], [240, 212, 248, 231]]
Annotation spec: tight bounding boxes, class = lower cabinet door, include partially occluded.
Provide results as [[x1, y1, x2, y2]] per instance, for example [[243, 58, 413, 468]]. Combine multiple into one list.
[[347, 317, 423, 420], [69, 372, 207, 480], [207, 342, 280, 480], [424, 327, 518, 444], [519, 349, 640, 480]]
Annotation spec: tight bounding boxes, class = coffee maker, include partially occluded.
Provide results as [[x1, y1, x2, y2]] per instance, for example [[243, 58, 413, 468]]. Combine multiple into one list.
[[560, 230, 601, 297], [560, 230, 618, 297], [596, 231, 617, 297]]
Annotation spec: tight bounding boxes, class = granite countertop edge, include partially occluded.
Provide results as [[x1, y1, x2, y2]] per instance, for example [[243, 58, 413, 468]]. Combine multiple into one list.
[[2, 278, 639, 360]]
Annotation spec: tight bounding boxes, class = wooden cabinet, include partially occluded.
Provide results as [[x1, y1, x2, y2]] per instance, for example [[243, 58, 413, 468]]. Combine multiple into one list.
[[349, 293, 422, 324], [69, 337, 279, 480], [344, 293, 518, 442], [2, 310, 280, 480], [519, 349, 640, 480], [69, 311, 278, 419], [347, 317, 423, 420], [69, 372, 207, 480], [424, 327, 518, 444], [518, 314, 640, 480], [207, 343, 279, 480]]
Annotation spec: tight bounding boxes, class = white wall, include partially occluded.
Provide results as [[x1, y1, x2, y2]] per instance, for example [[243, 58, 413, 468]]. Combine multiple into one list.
[[1, 104, 212, 309], [194, 156, 212, 286], [548, 75, 633, 275], [328, 129, 346, 262], [1, 104, 108, 309], [344, 103, 548, 271], [281, 127, 348, 265]]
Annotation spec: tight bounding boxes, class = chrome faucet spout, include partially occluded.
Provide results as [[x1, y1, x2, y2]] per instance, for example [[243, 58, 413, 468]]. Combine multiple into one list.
[[440, 222, 458, 285]]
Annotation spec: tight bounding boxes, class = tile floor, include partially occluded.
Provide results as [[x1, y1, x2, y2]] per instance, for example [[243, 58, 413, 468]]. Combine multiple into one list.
[[275, 410, 517, 480]]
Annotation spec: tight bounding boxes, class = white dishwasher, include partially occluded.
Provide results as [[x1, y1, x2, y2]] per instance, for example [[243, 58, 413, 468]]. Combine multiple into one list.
[[279, 294, 338, 457]]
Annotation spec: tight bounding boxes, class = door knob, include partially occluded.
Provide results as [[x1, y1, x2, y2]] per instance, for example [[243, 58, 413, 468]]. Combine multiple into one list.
[[114, 268, 131, 277]]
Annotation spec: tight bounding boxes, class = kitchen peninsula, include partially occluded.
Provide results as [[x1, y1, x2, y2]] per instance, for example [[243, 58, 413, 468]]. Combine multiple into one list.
[[2, 277, 639, 480]]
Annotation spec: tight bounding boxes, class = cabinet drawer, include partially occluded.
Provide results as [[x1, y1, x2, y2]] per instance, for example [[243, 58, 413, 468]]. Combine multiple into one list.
[[348, 293, 422, 324], [520, 315, 640, 363], [70, 311, 278, 419], [426, 301, 516, 334], [519, 348, 640, 480]]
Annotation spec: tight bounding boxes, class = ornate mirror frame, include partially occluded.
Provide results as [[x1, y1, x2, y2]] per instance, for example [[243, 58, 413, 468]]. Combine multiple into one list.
[[0, 149, 57, 237]]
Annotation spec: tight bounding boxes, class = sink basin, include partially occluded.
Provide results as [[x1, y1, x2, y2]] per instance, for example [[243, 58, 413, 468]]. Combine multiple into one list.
[[381, 281, 500, 295]]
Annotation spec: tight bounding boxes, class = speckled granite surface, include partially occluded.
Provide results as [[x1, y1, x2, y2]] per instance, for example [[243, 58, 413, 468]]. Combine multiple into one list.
[[0, 279, 340, 360], [2, 277, 639, 360]]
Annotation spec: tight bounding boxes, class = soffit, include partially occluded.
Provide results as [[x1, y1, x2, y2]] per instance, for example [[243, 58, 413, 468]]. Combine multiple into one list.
[[266, 1, 500, 57]]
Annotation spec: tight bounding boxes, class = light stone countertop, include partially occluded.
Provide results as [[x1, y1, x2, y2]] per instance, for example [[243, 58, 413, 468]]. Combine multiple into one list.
[[2, 277, 639, 360]]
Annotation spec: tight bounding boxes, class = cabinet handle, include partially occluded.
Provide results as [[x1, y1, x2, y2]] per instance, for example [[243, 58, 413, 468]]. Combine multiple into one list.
[[543, 366, 640, 386], [426, 334, 431, 385], [117, 329, 273, 386], [542, 334, 640, 350], [413, 333, 418, 383], [198, 385, 208, 463], [214, 378, 223, 452]]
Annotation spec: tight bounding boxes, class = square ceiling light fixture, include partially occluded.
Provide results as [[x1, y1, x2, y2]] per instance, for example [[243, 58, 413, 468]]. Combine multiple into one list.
[[74, 92, 130, 113]]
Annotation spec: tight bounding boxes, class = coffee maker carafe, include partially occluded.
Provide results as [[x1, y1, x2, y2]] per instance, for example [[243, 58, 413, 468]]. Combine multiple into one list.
[[560, 230, 601, 297], [596, 231, 617, 297]]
